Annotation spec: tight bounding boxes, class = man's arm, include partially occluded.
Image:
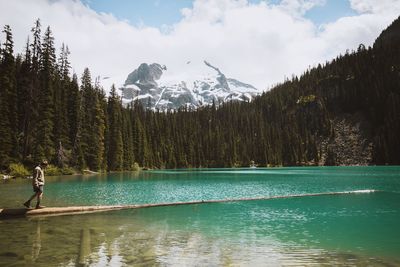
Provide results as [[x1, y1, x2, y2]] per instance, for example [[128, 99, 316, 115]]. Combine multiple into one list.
[[32, 168, 39, 187]]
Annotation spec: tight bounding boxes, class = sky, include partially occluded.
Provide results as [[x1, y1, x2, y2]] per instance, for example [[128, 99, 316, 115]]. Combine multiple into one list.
[[81, 0, 357, 28], [0, 0, 399, 91]]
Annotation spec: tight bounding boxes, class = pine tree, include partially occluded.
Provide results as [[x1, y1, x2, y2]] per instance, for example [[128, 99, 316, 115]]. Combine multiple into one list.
[[16, 39, 34, 161], [53, 43, 71, 152], [79, 68, 92, 168], [87, 81, 106, 171], [79, 69, 106, 171], [67, 74, 80, 149], [33, 26, 56, 163], [122, 109, 134, 170], [71, 76, 85, 171], [107, 85, 124, 171], [0, 25, 16, 168]]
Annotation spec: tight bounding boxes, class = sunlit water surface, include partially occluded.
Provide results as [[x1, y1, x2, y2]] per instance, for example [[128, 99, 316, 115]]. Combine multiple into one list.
[[1, 166, 400, 266]]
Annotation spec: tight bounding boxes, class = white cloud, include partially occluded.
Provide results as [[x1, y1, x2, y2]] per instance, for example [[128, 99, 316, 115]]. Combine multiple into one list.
[[349, 0, 400, 14], [278, 0, 326, 16], [0, 0, 399, 91]]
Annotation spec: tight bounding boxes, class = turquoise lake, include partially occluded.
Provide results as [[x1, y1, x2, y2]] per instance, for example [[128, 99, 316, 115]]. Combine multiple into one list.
[[0, 166, 400, 266]]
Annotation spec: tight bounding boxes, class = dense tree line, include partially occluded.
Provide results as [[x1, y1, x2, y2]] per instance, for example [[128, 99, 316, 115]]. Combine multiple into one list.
[[0, 18, 399, 172], [0, 20, 132, 172]]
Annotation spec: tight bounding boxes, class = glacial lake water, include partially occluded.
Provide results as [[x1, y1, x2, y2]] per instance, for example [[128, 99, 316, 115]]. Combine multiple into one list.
[[0, 166, 400, 266]]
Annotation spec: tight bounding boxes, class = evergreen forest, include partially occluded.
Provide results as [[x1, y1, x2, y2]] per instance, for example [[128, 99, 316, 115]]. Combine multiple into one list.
[[0, 18, 399, 173]]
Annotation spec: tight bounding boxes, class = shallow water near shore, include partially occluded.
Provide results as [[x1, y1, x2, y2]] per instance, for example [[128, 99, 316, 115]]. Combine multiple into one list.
[[1, 166, 400, 266]]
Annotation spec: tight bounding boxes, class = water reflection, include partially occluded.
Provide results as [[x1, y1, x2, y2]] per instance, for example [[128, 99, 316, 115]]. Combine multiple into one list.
[[0, 199, 398, 266], [78, 228, 91, 266], [31, 219, 41, 263]]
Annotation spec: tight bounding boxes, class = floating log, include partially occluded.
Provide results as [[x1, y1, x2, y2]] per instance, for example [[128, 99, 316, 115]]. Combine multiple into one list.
[[0, 190, 376, 218]]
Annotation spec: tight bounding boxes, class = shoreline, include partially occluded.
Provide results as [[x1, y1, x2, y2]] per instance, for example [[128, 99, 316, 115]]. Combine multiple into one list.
[[2, 164, 399, 181]]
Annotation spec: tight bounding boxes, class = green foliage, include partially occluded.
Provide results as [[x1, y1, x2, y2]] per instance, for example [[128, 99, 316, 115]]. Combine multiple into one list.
[[8, 163, 30, 177], [45, 164, 62, 176], [131, 162, 140, 171], [61, 167, 75, 175], [43, 164, 75, 176]]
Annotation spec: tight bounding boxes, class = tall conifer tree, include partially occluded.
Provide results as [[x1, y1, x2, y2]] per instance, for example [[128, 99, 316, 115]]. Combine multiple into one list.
[[107, 85, 124, 171], [33, 26, 56, 163], [0, 25, 16, 167]]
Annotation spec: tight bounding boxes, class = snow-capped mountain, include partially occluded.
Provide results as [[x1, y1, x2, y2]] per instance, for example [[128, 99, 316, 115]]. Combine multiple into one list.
[[119, 61, 259, 110]]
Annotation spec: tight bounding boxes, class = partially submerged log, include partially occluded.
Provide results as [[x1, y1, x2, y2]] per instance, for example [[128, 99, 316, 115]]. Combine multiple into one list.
[[0, 205, 137, 217], [0, 190, 376, 218]]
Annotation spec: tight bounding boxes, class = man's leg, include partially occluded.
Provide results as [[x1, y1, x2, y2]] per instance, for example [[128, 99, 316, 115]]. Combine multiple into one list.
[[36, 192, 44, 209], [24, 193, 38, 208]]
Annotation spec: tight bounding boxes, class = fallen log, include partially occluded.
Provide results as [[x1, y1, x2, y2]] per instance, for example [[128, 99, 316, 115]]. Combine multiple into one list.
[[0, 189, 376, 218]]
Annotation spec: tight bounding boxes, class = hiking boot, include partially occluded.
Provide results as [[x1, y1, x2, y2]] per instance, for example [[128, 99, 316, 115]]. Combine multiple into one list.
[[35, 205, 46, 209], [23, 201, 31, 209]]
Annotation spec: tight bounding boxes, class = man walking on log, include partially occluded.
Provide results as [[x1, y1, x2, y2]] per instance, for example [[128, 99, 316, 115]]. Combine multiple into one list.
[[23, 160, 48, 209]]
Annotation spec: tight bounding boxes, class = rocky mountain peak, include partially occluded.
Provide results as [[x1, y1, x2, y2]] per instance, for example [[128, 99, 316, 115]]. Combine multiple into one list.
[[203, 61, 229, 90], [120, 61, 259, 110], [124, 63, 166, 89]]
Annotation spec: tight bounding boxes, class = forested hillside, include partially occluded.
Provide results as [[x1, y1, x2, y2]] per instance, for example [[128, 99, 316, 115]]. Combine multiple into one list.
[[0, 17, 399, 172]]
